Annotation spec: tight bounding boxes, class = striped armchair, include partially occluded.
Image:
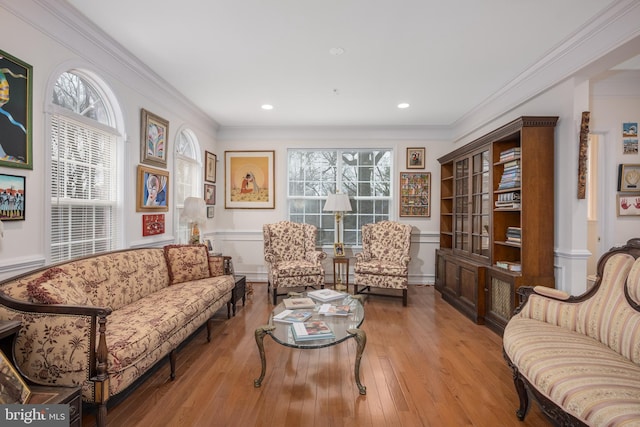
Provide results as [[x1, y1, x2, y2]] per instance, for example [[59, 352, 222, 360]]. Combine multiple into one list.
[[503, 238, 640, 426]]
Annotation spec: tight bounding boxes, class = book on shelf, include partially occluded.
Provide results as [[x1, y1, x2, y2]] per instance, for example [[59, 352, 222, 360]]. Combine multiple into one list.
[[500, 147, 521, 161], [495, 261, 522, 272], [291, 321, 335, 341], [282, 297, 317, 309], [307, 289, 347, 302], [273, 309, 314, 323], [318, 303, 351, 316]]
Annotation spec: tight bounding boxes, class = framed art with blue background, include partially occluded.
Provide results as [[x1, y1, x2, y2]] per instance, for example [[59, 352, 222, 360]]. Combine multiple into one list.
[[0, 49, 32, 170]]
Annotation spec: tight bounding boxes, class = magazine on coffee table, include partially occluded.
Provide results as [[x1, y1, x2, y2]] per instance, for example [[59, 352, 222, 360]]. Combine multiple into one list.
[[282, 297, 316, 309], [306, 289, 347, 302], [291, 321, 335, 341], [318, 303, 351, 316], [273, 309, 313, 323]]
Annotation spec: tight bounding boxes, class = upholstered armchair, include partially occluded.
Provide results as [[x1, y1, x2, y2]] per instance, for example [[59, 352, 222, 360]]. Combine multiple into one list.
[[354, 220, 412, 306], [263, 221, 327, 304]]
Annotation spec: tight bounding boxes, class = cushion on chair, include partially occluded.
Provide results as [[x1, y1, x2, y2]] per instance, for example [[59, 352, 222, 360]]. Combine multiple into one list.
[[270, 260, 323, 278], [164, 244, 211, 285], [26, 267, 92, 305]]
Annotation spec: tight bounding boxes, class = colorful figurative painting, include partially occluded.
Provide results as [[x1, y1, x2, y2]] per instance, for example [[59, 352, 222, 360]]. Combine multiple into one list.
[[136, 165, 169, 212], [0, 50, 32, 170], [225, 151, 274, 209], [0, 174, 25, 221]]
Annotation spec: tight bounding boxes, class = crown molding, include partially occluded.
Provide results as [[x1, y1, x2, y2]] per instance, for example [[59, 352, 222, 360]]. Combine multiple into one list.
[[1, 0, 218, 131]]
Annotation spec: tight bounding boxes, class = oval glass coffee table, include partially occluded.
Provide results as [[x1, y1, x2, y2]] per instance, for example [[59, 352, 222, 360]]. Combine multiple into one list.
[[253, 293, 367, 394]]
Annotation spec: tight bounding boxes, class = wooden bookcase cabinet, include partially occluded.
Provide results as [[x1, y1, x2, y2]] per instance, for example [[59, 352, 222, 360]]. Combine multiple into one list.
[[435, 116, 557, 334]]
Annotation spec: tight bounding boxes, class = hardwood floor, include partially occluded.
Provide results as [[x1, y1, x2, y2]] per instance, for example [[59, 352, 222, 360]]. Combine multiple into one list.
[[82, 284, 551, 427]]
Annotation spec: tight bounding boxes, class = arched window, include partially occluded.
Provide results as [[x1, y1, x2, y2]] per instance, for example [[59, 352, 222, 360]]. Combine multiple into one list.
[[175, 128, 202, 243], [49, 70, 121, 262]]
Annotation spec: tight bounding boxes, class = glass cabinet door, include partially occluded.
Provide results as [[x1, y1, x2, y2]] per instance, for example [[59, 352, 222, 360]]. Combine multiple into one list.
[[454, 158, 469, 251], [471, 150, 490, 258]]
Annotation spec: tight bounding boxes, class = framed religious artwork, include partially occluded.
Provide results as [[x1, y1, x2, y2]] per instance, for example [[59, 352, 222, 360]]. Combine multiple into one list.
[[0, 349, 31, 404], [406, 147, 425, 169], [0, 173, 25, 221], [617, 164, 640, 192], [136, 165, 169, 212], [399, 171, 431, 217], [224, 150, 275, 209], [204, 183, 216, 205], [140, 109, 169, 168], [205, 151, 217, 183], [0, 49, 33, 170]]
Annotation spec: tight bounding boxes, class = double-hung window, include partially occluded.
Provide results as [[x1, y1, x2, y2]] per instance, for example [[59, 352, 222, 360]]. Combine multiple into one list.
[[49, 71, 121, 263], [288, 149, 392, 247]]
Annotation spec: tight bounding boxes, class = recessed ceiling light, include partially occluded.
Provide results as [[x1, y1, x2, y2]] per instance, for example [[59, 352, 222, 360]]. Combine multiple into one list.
[[329, 47, 345, 56], [261, 104, 274, 110], [397, 103, 410, 109]]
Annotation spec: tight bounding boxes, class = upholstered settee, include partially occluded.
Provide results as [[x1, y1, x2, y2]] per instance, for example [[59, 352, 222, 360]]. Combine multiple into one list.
[[0, 244, 235, 427], [503, 238, 640, 426]]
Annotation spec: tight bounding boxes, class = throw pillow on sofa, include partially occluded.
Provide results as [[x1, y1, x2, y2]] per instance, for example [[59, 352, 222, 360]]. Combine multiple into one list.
[[164, 244, 211, 285], [26, 267, 92, 305]]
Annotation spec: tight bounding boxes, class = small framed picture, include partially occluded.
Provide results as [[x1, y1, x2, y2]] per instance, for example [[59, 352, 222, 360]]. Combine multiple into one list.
[[0, 349, 31, 404], [204, 184, 216, 205], [333, 242, 345, 257], [617, 164, 640, 192], [207, 206, 214, 218], [0, 173, 25, 221], [140, 109, 169, 168], [617, 194, 640, 216], [406, 147, 425, 169], [205, 151, 217, 183], [204, 238, 214, 251]]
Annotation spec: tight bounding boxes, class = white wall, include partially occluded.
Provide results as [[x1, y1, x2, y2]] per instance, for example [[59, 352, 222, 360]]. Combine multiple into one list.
[[591, 70, 640, 249], [213, 134, 451, 285], [0, 1, 219, 279]]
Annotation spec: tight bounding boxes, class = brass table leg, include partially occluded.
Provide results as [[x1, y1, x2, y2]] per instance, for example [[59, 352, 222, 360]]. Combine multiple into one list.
[[254, 325, 275, 387], [347, 328, 367, 395]]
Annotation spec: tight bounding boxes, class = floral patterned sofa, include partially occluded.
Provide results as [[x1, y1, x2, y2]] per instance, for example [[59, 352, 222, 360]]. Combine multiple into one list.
[[503, 238, 640, 426], [0, 244, 235, 427]]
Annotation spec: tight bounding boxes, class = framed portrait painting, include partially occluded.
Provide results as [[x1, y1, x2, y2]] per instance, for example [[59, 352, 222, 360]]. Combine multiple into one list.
[[140, 109, 169, 168], [136, 165, 169, 212], [0, 173, 25, 221], [204, 183, 216, 205], [406, 147, 425, 169], [0, 350, 31, 404], [0, 49, 32, 170], [225, 150, 275, 209], [205, 151, 217, 183]]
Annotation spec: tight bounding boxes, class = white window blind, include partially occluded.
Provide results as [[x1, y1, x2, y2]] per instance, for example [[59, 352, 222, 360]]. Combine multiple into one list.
[[175, 129, 201, 243], [50, 114, 118, 262]]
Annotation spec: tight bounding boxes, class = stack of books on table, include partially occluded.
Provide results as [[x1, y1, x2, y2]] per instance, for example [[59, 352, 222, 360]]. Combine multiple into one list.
[[273, 309, 314, 323], [495, 191, 521, 209], [307, 289, 347, 302], [498, 160, 521, 190], [291, 321, 335, 341], [318, 303, 351, 316], [506, 227, 521, 244], [282, 297, 316, 309]]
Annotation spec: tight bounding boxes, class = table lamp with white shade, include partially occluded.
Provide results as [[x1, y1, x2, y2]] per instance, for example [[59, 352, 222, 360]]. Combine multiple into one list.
[[180, 197, 207, 244], [323, 192, 352, 290]]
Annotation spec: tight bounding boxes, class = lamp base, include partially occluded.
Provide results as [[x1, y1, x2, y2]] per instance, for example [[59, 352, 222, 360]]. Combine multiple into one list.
[[334, 283, 347, 292]]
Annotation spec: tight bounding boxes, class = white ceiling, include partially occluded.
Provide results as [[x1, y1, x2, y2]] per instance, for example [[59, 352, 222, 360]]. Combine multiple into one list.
[[65, 0, 629, 128]]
